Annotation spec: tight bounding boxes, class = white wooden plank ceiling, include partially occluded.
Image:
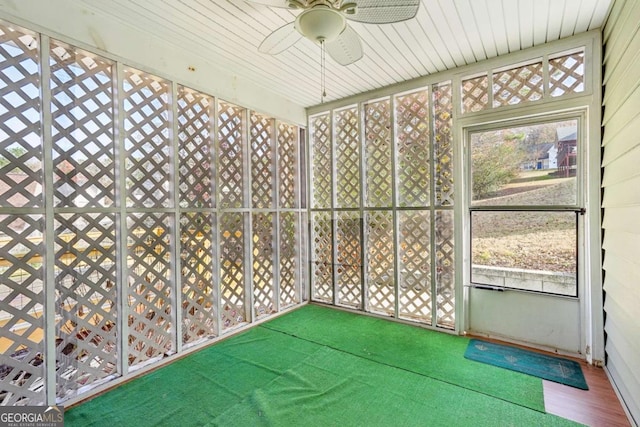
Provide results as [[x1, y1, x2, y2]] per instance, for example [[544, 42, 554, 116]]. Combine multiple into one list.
[[77, 0, 611, 108]]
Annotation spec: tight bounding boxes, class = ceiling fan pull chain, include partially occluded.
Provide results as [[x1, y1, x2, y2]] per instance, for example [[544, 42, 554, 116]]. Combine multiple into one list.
[[321, 39, 327, 103]]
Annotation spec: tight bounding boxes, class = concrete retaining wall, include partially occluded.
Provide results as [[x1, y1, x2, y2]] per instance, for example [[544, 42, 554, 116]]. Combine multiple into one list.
[[472, 265, 576, 296]]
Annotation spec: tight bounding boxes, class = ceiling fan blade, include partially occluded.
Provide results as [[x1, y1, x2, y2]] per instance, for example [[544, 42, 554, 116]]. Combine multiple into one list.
[[346, 0, 420, 24], [325, 25, 363, 66], [259, 22, 302, 54], [244, 0, 292, 8]]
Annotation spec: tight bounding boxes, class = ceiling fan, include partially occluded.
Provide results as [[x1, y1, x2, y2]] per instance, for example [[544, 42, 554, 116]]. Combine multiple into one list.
[[248, 0, 421, 66]]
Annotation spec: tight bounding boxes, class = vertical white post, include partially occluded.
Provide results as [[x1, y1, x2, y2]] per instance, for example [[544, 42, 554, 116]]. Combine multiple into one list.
[[115, 61, 129, 377], [170, 81, 182, 354], [40, 34, 57, 406]]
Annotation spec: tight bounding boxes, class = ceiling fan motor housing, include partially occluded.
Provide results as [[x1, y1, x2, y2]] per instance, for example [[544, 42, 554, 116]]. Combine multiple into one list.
[[295, 6, 347, 42]]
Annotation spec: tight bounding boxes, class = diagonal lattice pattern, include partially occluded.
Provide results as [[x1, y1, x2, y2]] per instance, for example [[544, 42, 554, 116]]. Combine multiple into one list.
[[549, 52, 585, 97], [123, 68, 171, 208], [252, 213, 275, 318], [177, 86, 214, 209], [310, 113, 332, 209], [126, 213, 174, 367], [278, 122, 298, 209], [180, 212, 217, 345], [218, 102, 246, 209], [435, 210, 455, 329], [0, 25, 43, 208], [279, 212, 299, 307], [334, 107, 360, 208], [398, 210, 432, 324], [54, 213, 117, 398], [462, 75, 489, 113], [336, 211, 362, 308], [311, 212, 333, 303], [364, 99, 392, 208], [365, 211, 394, 316], [0, 21, 310, 405], [395, 90, 430, 207], [250, 112, 275, 209], [493, 62, 544, 107], [433, 82, 454, 207], [50, 42, 115, 208], [0, 215, 45, 405], [219, 213, 246, 329]]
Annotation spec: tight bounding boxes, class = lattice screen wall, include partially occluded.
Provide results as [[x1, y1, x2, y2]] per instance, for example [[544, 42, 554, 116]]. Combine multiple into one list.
[[461, 49, 585, 113], [309, 44, 587, 330], [309, 83, 455, 329], [0, 21, 305, 406]]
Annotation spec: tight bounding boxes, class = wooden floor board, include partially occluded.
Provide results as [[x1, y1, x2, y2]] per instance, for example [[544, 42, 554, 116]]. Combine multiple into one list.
[[544, 361, 630, 427]]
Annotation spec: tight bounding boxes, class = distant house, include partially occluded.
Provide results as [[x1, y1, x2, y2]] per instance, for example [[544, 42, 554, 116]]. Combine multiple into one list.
[[522, 142, 557, 170], [556, 126, 577, 177]]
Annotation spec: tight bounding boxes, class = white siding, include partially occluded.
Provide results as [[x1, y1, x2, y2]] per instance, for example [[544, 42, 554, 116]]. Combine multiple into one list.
[[602, 0, 640, 423]]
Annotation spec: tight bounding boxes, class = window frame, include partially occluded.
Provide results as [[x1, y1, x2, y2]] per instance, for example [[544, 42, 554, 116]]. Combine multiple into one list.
[[465, 111, 586, 297]]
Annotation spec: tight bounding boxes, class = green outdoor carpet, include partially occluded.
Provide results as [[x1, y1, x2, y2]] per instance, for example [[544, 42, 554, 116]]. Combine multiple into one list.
[[65, 305, 582, 426], [212, 345, 580, 427], [66, 327, 321, 426], [464, 339, 588, 390], [262, 304, 546, 411]]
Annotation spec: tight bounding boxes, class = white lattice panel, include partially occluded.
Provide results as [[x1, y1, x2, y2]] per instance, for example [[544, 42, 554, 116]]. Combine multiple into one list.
[[0, 215, 45, 405], [435, 210, 455, 329], [50, 42, 115, 208], [493, 62, 543, 107], [54, 213, 118, 398], [310, 113, 332, 209], [336, 211, 361, 308], [395, 90, 430, 207], [433, 82, 454, 207], [311, 212, 333, 303], [0, 25, 43, 208], [397, 210, 432, 324], [278, 122, 298, 209], [549, 52, 585, 97], [250, 112, 275, 209], [219, 213, 246, 329], [462, 75, 489, 113], [123, 68, 171, 208], [218, 102, 246, 209], [334, 107, 360, 208], [0, 20, 316, 406], [177, 86, 214, 209], [252, 212, 276, 318], [365, 211, 394, 316], [126, 213, 174, 367], [364, 99, 392, 208], [279, 212, 299, 308], [180, 212, 217, 345]]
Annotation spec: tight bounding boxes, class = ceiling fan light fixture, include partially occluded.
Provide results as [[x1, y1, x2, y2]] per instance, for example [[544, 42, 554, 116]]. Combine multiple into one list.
[[295, 7, 346, 42]]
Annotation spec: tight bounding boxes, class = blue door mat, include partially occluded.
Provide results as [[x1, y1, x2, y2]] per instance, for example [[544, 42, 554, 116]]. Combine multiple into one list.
[[464, 339, 588, 390]]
